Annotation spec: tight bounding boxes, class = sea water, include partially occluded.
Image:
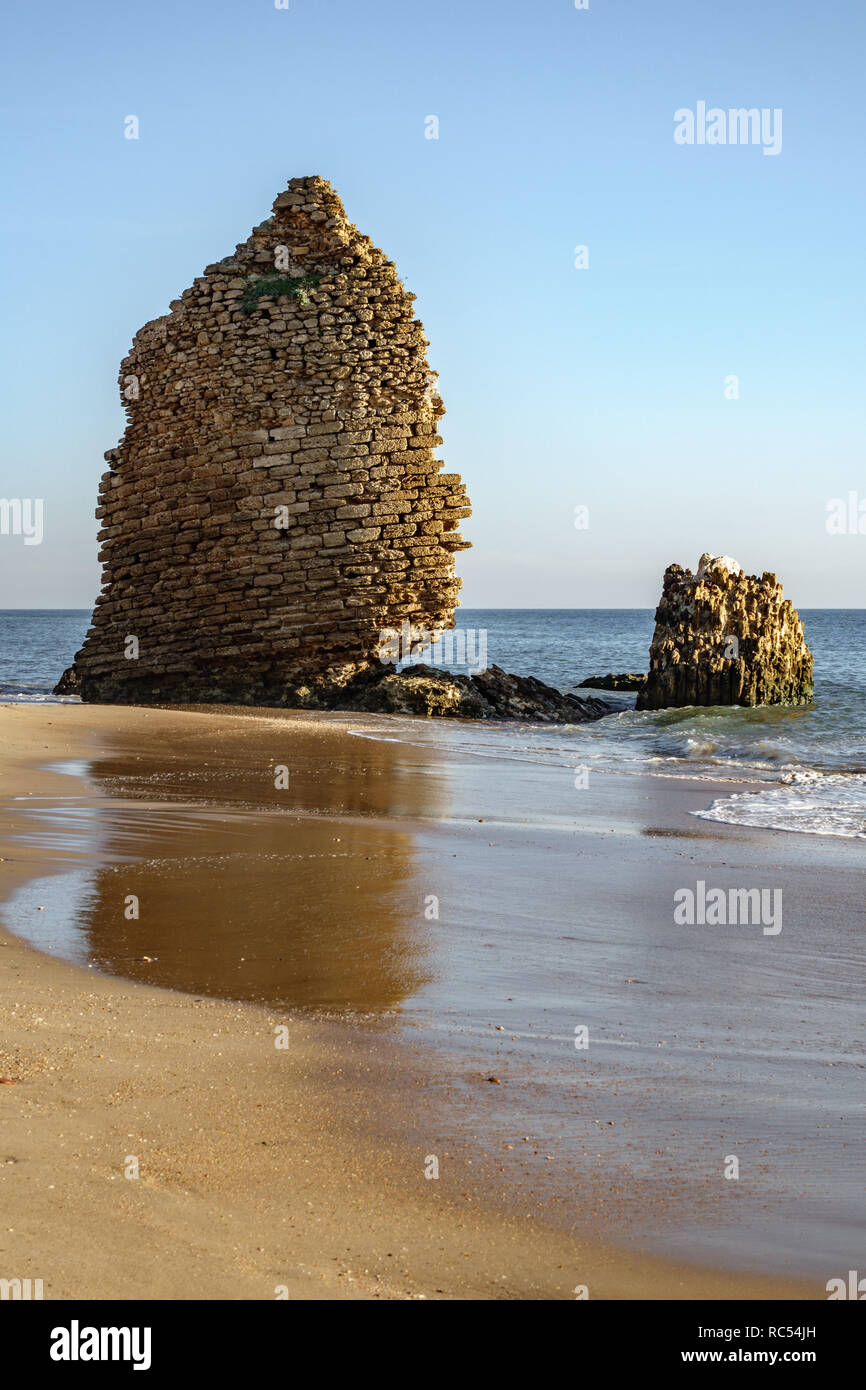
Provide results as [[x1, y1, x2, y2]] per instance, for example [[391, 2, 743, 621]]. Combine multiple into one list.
[[2, 607, 865, 837]]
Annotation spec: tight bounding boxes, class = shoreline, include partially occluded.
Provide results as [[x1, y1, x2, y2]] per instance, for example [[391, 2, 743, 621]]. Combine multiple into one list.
[[0, 702, 827, 1298]]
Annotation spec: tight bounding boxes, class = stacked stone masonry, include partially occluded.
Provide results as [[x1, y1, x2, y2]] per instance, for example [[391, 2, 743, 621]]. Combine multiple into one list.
[[70, 176, 471, 704]]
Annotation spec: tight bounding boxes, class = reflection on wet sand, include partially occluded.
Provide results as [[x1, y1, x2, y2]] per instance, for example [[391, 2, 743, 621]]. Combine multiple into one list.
[[10, 708, 457, 1011], [86, 706, 454, 821]]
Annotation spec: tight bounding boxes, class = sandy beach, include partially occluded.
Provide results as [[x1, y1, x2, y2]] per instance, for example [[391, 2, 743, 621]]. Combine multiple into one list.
[[0, 701, 838, 1299]]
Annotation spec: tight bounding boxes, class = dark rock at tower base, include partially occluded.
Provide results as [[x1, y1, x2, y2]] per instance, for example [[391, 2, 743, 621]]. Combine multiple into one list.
[[59, 662, 613, 724]]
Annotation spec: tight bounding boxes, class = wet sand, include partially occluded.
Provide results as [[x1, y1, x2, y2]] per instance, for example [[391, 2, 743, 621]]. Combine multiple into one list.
[[0, 702, 835, 1298]]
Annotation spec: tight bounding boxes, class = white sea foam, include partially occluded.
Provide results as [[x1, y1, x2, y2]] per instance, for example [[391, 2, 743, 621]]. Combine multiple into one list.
[[0, 688, 80, 705], [693, 773, 866, 839]]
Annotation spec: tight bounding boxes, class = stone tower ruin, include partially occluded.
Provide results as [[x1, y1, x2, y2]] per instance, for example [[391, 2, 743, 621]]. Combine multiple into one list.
[[67, 176, 471, 704]]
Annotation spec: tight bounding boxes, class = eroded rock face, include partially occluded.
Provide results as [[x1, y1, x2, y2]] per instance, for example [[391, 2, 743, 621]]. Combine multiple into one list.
[[64, 176, 471, 705], [636, 554, 813, 710]]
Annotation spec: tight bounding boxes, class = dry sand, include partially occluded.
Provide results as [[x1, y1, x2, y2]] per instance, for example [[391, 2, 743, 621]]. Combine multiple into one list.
[[0, 703, 819, 1299]]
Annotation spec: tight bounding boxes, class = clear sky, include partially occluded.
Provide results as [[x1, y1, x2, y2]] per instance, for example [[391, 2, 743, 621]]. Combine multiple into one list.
[[1, 0, 863, 609]]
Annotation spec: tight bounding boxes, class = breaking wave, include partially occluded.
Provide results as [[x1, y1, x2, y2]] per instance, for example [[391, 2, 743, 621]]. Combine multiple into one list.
[[692, 772, 866, 839]]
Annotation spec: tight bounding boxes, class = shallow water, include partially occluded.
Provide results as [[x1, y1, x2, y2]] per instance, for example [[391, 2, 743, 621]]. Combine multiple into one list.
[[9, 799, 432, 1011], [5, 607, 864, 836], [2, 721, 864, 1281]]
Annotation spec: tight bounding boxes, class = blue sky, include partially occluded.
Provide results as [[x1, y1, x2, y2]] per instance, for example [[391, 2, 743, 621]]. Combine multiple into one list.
[[1, 0, 864, 608]]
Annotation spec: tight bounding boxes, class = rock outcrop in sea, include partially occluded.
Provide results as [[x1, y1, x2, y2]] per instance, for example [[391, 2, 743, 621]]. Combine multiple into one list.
[[577, 673, 646, 692], [291, 663, 612, 722], [59, 176, 472, 706], [636, 554, 813, 711]]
